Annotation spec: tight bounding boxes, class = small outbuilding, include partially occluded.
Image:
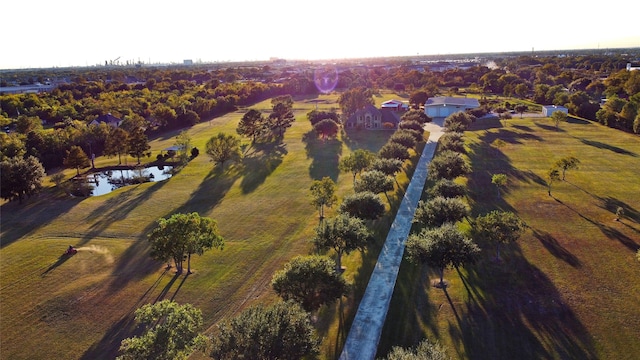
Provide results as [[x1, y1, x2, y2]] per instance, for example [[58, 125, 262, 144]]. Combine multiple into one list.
[[542, 105, 568, 117], [424, 97, 479, 118]]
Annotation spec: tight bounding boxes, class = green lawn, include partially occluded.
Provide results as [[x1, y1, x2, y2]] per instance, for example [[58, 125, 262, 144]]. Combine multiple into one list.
[[0, 92, 417, 359], [380, 116, 640, 359]]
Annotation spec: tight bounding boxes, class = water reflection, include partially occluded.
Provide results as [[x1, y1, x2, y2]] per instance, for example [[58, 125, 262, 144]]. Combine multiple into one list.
[[86, 166, 173, 196]]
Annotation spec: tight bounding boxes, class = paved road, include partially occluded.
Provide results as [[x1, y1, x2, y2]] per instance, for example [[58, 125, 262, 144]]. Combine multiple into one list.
[[339, 118, 444, 360]]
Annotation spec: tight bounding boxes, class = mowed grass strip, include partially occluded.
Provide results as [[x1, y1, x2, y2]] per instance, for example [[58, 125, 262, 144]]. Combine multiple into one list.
[[379, 117, 640, 359], [0, 93, 419, 359]]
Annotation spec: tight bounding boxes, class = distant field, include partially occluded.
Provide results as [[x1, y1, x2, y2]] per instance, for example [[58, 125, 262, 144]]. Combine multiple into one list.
[[380, 116, 640, 359], [0, 92, 418, 359]]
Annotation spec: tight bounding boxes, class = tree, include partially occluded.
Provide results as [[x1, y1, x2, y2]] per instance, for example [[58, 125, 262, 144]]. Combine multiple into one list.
[[405, 223, 480, 286], [272, 255, 348, 311], [269, 95, 295, 137], [443, 111, 474, 131], [438, 132, 465, 154], [310, 176, 338, 219], [514, 84, 529, 99], [389, 131, 417, 149], [379, 142, 410, 162], [104, 127, 129, 165], [148, 212, 224, 274], [428, 150, 470, 180], [210, 301, 319, 360], [382, 339, 450, 360], [339, 149, 376, 185], [371, 158, 404, 181], [63, 145, 90, 176], [429, 179, 466, 199], [474, 210, 526, 260], [128, 126, 151, 164], [547, 167, 561, 196], [0, 155, 45, 203], [491, 173, 508, 198], [409, 91, 430, 109], [554, 156, 580, 181], [551, 111, 567, 130], [514, 104, 527, 118], [413, 197, 469, 228], [355, 170, 395, 201], [313, 214, 373, 272], [237, 109, 266, 143], [338, 87, 374, 119], [174, 130, 192, 164], [313, 119, 339, 140], [117, 300, 207, 360], [205, 132, 242, 168], [307, 109, 339, 125], [339, 191, 385, 220]]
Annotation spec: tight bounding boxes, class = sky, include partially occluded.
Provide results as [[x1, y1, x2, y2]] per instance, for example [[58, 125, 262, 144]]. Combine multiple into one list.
[[3, 0, 640, 69]]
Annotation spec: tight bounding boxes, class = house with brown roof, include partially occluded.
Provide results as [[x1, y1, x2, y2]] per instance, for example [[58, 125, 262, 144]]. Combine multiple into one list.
[[89, 113, 122, 128], [345, 104, 403, 130]]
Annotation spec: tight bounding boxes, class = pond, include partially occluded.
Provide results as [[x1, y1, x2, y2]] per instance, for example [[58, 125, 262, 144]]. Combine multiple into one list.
[[85, 166, 173, 196]]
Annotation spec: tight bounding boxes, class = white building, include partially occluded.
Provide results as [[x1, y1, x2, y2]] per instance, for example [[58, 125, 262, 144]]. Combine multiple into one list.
[[542, 105, 568, 117], [424, 97, 480, 118]]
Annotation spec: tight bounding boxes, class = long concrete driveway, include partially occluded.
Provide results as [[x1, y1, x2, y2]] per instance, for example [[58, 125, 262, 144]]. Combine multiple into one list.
[[339, 118, 444, 360]]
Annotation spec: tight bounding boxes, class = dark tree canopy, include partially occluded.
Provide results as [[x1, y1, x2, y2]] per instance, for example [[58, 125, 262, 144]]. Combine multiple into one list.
[[0, 155, 45, 203], [269, 95, 295, 136], [438, 131, 466, 154], [313, 118, 340, 140], [210, 301, 319, 360], [443, 111, 475, 131], [338, 87, 374, 118], [413, 197, 469, 228], [428, 150, 470, 180], [389, 131, 417, 149], [272, 255, 348, 312], [371, 157, 404, 179], [383, 339, 450, 360], [307, 109, 339, 125], [379, 142, 410, 162], [429, 179, 466, 199], [354, 170, 394, 196], [63, 145, 90, 175], [237, 109, 267, 143], [339, 191, 385, 220], [127, 126, 151, 164]]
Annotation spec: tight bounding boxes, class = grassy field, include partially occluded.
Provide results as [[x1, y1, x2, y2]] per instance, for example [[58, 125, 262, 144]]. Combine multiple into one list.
[[0, 92, 419, 359], [379, 116, 640, 359]]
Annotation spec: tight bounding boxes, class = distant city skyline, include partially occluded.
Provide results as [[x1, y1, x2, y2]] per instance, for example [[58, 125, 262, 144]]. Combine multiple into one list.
[[3, 0, 639, 70]]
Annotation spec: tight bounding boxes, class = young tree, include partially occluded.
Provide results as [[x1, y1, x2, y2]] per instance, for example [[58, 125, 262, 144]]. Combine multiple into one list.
[[413, 197, 469, 228], [148, 212, 224, 274], [118, 300, 207, 360], [547, 168, 561, 196], [491, 173, 508, 198], [313, 214, 373, 272], [237, 109, 266, 143], [0, 155, 45, 203], [271, 255, 348, 312], [104, 127, 129, 165], [210, 301, 319, 360], [389, 131, 417, 149], [429, 179, 466, 199], [63, 145, 90, 176], [438, 131, 466, 154], [310, 176, 338, 219], [339, 191, 385, 220], [554, 156, 580, 181], [443, 111, 474, 131], [406, 223, 480, 286], [339, 149, 376, 185], [383, 339, 450, 360], [205, 132, 242, 168], [428, 150, 471, 180], [475, 210, 526, 261], [313, 119, 339, 140], [174, 130, 192, 164], [128, 126, 151, 164], [551, 111, 568, 130], [514, 104, 528, 118]]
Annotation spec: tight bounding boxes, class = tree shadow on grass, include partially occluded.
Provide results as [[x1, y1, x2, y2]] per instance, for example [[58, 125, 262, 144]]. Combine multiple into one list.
[[534, 122, 566, 132], [303, 130, 342, 181], [239, 140, 287, 194], [597, 196, 640, 223], [532, 229, 582, 268], [0, 194, 81, 249], [455, 250, 597, 360], [579, 139, 638, 157]]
